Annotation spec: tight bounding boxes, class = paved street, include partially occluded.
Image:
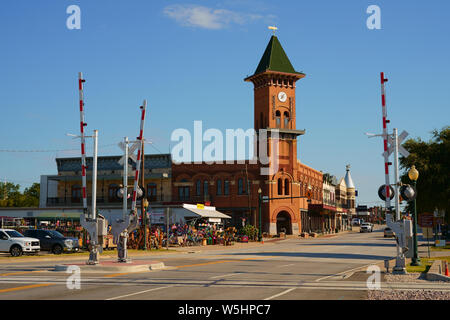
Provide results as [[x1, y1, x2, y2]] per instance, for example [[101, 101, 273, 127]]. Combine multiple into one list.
[[0, 226, 447, 300]]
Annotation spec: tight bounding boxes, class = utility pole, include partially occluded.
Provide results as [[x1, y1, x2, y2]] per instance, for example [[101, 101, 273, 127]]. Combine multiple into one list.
[[142, 141, 147, 250]]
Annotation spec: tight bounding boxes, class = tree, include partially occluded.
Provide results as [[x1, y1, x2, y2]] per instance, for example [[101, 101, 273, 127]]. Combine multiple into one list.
[[399, 126, 449, 224], [22, 183, 40, 207], [0, 182, 40, 207]]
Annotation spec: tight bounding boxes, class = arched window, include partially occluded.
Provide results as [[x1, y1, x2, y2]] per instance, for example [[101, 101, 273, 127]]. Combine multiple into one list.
[[284, 179, 290, 195], [224, 180, 230, 195], [275, 111, 281, 128], [196, 180, 201, 196], [147, 183, 157, 202], [284, 111, 290, 128], [72, 185, 82, 203], [278, 178, 283, 195], [216, 179, 222, 195], [203, 181, 209, 196]]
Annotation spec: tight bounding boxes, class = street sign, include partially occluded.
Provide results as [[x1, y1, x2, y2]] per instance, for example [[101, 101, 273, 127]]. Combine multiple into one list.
[[262, 196, 269, 203], [118, 141, 140, 165], [383, 130, 410, 157], [419, 213, 434, 228]]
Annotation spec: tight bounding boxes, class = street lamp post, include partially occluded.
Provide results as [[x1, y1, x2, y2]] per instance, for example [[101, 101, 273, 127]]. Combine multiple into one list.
[[258, 188, 262, 242], [142, 198, 149, 250], [409, 165, 421, 266]]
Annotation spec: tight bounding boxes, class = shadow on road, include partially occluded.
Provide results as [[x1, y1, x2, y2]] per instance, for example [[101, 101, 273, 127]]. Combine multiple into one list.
[[222, 252, 394, 260], [301, 242, 396, 248]]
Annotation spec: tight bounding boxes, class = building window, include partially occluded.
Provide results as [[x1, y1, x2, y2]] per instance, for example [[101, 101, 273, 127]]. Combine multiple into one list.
[[285, 179, 290, 195], [224, 180, 230, 195], [196, 180, 201, 196], [147, 183, 157, 202], [284, 111, 290, 128], [178, 186, 190, 201], [275, 111, 281, 128], [278, 178, 283, 195], [217, 179, 222, 195], [238, 178, 244, 195], [72, 185, 81, 203], [204, 181, 209, 196]]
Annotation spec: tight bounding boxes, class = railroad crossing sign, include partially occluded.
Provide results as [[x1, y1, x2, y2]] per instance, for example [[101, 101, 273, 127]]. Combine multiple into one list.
[[383, 130, 410, 157], [117, 141, 140, 166]]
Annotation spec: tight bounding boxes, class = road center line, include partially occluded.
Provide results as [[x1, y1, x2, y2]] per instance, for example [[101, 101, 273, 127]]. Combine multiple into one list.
[[0, 270, 46, 277], [264, 288, 296, 300], [106, 286, 172, 300], [0, 283, 53, 293]]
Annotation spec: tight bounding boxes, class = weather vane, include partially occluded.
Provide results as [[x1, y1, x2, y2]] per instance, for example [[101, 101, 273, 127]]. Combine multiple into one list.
[[268, 26, 277, 35]]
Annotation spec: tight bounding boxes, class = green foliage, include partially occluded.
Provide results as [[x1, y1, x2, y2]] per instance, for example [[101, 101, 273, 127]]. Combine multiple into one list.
[[399, 126, 449, 224], [0, 182, 40, 207], [239, 224, 259, 239]]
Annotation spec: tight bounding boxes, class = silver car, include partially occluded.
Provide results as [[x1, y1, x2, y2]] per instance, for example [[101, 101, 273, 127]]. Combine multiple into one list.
[[360, 223, 373, 233]]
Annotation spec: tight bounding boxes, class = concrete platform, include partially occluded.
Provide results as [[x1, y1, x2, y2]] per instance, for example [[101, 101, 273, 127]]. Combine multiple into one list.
[[54, 259, 165, 273]]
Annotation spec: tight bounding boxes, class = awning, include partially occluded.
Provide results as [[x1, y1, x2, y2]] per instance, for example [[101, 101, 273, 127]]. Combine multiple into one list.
[[182, 204, 231, 219]]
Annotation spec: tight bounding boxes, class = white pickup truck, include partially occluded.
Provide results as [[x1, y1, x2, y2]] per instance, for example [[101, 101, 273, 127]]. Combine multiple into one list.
[[0, 229, 40, 256]]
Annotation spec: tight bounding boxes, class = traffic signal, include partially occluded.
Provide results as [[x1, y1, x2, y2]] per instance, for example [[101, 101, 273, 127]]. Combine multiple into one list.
[[378, 185, 395, 201], [400, 184, 417, 202], [306, 190, 312, 203]]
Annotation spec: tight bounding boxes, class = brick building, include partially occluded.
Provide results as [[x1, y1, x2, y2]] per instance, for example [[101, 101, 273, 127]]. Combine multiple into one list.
[[172, 35, 324, 235]]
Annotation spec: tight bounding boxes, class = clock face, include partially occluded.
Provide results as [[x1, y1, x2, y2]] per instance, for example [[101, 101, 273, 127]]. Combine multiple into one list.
[[278, 91, 287, 102]]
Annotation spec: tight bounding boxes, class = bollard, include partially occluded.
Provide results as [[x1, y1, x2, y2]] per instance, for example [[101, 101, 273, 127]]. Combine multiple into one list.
[[384, 259, 390, 273], [445, 261, 449, 277]]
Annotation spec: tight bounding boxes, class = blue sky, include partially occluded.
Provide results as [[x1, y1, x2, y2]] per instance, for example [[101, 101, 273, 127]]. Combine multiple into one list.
[[0, 0, 449, 207]]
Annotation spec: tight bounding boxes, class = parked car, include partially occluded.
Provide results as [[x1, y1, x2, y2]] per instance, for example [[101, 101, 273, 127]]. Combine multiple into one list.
[[23, 229, 80, 254], [0, 229, 40, 257], [384, 227, 395, 238], [360, 223, 373, 233], [352, 218, 361, 226]]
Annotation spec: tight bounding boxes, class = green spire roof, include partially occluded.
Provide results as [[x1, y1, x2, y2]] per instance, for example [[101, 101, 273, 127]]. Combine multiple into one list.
[[252, 35, 303, 76]]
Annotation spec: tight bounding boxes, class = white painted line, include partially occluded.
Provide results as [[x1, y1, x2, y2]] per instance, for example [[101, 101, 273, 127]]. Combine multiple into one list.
[[279, 264, 294, 267], [315, 263, 376, 282], [106, 286, 172, 300], [264, 288, 296, 300], [209, 273, 240, 279]]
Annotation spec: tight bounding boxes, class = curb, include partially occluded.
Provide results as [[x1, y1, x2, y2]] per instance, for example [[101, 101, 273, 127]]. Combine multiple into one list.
[[426, 260, 450, 282], [54, 261, 165, 273]]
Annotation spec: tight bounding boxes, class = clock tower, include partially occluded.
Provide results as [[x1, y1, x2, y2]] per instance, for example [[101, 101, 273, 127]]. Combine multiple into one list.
[[245, 35, 306, 169], [245, 34, 307, 235]]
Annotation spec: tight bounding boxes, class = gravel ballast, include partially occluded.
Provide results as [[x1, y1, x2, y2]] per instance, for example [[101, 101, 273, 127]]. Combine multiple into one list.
[[367, 273, 450, 300]]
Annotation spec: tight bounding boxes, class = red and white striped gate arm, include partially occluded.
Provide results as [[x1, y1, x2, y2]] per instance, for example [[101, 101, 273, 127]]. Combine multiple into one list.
[[78, 72, 88, 211], [131, 99, 147, 211], [380, 72, 391, 210]]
